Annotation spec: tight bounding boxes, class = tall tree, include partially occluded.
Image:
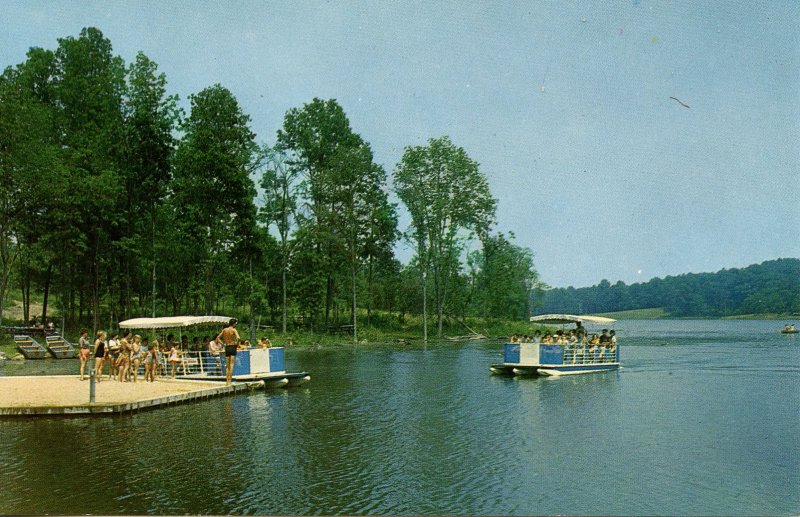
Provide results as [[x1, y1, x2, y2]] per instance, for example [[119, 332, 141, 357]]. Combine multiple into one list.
[[469, 232, 539, 319], [259, 148, 299, 333], [395, 136, 496, 337], [52, 27, 126, 331], [122, 51, 180, 317], [172, 84, 258, 314], [328, 140, 396, 342], [275, 98, 362, 327]]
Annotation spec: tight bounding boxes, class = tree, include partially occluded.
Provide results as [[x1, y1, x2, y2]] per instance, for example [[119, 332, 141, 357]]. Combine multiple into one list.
[[469, 232, 539, 320], [172, 84, 258, 314], [275, 98, 363, 327], [0, 61, 64, 324], [259, 148, 300, 333], [395, 136, 496, 337], [122, 51, 180, 317]]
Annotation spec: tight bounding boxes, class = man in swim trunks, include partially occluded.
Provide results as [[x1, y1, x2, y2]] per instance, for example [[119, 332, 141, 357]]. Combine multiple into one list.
[[216, 319, 240, 385]]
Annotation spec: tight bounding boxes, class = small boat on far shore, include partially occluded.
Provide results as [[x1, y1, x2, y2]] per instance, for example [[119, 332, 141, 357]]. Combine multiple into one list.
[[780, 324, 798, 334]]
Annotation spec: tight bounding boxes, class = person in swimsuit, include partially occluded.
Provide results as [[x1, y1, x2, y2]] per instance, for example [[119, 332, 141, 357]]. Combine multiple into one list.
[[78, 329, 91, 381], [216, 319, 240, 386], [93, 331, 107, 382], [117, 332, 132, 382], [107, 333, 120, 380], [130, 335, 142, 383], [168, 343, 181, 380]]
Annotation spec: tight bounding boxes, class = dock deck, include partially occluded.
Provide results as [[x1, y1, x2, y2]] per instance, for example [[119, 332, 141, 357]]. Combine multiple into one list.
[[0, 376, 261, 416]]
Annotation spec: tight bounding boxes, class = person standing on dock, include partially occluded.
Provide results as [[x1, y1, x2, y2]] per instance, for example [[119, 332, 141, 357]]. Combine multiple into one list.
[[78, 329, 91, 381], [93, 331, 107, 382], [216, 319, 240, 386]]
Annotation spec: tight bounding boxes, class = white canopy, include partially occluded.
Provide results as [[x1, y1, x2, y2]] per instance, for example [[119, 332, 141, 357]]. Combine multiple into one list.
[[529, 314, 617, 325], [118, 316, 233, 329]]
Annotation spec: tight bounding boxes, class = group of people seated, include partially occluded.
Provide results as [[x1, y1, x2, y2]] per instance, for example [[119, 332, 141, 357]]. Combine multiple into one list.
[[509, 328, 617, 350], [78, 328, 274, 382]]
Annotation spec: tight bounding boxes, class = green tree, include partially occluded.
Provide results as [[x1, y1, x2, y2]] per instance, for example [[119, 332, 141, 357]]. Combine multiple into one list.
[[395, 136, 496, 337], [275, 98, 362, 327], [259, 147, 300, 333], [469, 232, 539, 320], [123, 51, 180, 317], [172, 84, 258, 314]]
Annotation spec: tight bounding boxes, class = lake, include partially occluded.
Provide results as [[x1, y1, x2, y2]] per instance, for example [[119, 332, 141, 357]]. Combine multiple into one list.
[[1, 319, 798, 515]]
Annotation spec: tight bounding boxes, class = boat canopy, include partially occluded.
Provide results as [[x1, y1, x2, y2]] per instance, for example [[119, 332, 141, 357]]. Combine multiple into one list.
[[118, 316, 232, 329], [529, 314, 617, 325]]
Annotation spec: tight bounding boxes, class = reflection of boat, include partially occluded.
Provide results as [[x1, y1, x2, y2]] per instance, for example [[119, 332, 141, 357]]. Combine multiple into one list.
[[490, 314, 620, 376], [118, 316, 310, 388], [781, 324, 798, 334]]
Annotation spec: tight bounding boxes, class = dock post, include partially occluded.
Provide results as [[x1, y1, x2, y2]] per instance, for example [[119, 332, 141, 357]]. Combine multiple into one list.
[[89, 358, 96, 403]]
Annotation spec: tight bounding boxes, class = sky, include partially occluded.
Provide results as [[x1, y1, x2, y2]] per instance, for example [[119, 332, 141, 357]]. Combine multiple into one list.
[[2, 1, 798, 288]]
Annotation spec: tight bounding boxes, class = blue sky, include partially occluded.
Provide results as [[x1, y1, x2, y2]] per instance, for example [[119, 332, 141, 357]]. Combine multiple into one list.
[[2, 1, 798, 288]]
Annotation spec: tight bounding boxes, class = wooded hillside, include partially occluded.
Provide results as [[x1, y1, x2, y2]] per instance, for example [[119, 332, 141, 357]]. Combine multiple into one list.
[[538, 258, 800, 317]]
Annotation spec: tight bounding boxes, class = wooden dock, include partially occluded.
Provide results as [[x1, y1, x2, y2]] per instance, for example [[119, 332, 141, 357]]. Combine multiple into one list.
[[0, 376, 262, 416]]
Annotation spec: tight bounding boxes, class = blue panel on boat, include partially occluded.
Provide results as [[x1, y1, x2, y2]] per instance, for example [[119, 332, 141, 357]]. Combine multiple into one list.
[[269, 348, 285, 372], [539, 345, 564, 365], [504, 344, 520, 363], [233, 351, 251, 375]]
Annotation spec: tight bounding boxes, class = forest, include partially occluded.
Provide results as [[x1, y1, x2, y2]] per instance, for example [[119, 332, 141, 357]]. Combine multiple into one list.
[[0, 28, 540, 341], [538, 258, 800, 318]]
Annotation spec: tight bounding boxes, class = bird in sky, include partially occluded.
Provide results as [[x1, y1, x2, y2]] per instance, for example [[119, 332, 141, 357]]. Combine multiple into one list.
[[669, 96, 690, 108]]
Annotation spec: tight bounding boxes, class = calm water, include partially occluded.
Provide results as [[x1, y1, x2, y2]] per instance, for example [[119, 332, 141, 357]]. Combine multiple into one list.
[[1, 320, 798, 515]]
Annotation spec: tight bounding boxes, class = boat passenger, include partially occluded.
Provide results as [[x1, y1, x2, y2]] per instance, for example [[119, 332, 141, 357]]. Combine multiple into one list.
[[181, 335, 190, 352], [209, 337, 223, 375], [599, 329, 610, 344], [532, 330, 542, 343], [589, 334, 600, 345], [259, 337, 272, 348], [78, 329, 91, 381]]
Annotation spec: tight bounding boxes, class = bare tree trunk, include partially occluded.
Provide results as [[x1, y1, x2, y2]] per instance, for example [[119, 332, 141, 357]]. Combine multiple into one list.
[[366, 254, 373, 328], [420, 266, 427, 342], [351, 260, 358, 344], [42, 264, 52, 323], [151, 211, 157, 317], [281, 266, 287, 333], [249, 257, 255, 343]]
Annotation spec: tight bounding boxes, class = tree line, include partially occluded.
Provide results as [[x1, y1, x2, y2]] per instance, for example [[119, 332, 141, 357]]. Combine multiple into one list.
[[538, 258, 800, 317], [0, 27, 541, 340]]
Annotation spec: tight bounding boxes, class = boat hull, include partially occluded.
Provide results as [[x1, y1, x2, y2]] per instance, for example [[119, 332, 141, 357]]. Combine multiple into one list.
[[491, 362, 619, 376]]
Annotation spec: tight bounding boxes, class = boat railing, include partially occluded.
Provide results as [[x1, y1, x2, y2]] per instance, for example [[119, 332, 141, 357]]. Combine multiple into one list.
[[156, 351, 224, 376], [561, 345, 618, 365], [123, 350, 223, 378]]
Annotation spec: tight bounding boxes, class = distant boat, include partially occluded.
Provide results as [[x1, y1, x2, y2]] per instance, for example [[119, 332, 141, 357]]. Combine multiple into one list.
[[781, 324, 798, 334], [490, 314, 620, 376]]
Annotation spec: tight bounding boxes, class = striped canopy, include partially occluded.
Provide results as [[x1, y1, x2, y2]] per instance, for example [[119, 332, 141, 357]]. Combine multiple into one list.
[[529, 314, 617, 325], [118, 316, 233, 329]]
